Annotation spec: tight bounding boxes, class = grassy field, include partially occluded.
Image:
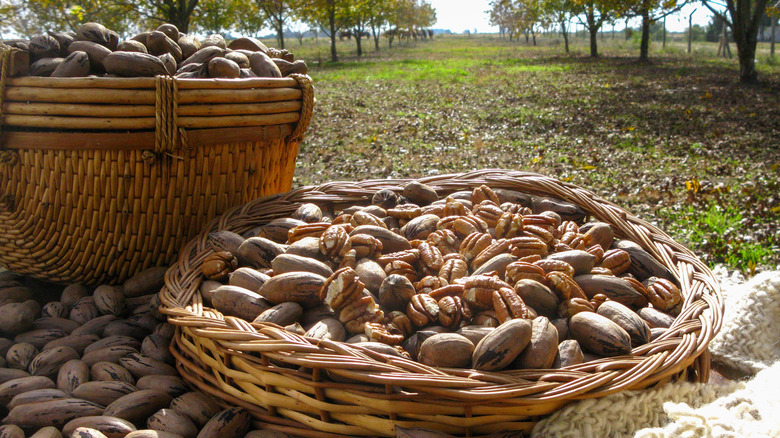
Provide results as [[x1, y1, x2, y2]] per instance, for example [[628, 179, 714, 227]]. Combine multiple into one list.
[[271, 33, 780, 275]]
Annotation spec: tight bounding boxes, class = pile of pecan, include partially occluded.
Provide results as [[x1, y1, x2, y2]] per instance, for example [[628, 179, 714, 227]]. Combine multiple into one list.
[[201, 181, 683, 371]]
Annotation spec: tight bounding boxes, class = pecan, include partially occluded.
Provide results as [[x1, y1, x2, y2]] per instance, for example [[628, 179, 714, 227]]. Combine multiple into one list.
[[507, 236, 549, 258], [438, 295, 472, 329], [349, 234, 383, 259], [350, 210, 388, 229], [558, 298, 595, 318], [599, 249, 631, 275], [473, 310, 500, 327], [344, 303, 385, 334], [471, 185, 500, 205], [415, 275, 449, 295], [320, 267, 364, 310], [384, 260, 418, 283], [642, 277, 683, 313], [439, 257, 469, 283], [377, 248, 420, 267], [407, 294, 440, 328], [387, 311, 413, 337], [534, 259, 576, 278], [459, 232, 493, 265], [383, 216, 400, 231], [332, 213, 353, 225], [378, 274, 416, 311], [462, 275, 512, 310], [339, 249, 357, 269], [554, 242, 575, 253], [492, 287, 530, 323], [472, 239, 512, 270], [401, 214, 440, 240], [287, 222, 331, 244], [421, 204, 445, 217], [292, 203, 324, 223], [546, 271, 588, 301], [624, 276, 649, 297], [501, 202, 532, 215], [438, 215, 489, 239], [590, 267, 614, 276], [523, 224, 555, 247], [538, 211, 562, 229], [426, 229, 461, 255], [505, 261, 547, 285], [338, 294, 380, 321], [453, 215, 489, 238], [416, 241, 444, 275], [495, 212, 524, 239], [590, 293, 609, 310], [364, 322, 405, 345], [522, 214, 558, 228], [558, 220, 580, 237], [387, 203, 422, 221], [559, 231, 586, 250], [582, 222, 614, 251], [442, 196, 468, 217], [428, 283, 465, 300], [519, 254, 543, 264], [319, 225, 352, 261], [586, 244, 605, 263], [472, 200, 504, 228], [201, 251, 238, 281], [372, 189, 399, 209]]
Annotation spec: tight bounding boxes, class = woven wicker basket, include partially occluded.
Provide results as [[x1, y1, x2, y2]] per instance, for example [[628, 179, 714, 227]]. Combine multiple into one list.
[[160, 170, 723, 437], [0, 44, 314, 285]]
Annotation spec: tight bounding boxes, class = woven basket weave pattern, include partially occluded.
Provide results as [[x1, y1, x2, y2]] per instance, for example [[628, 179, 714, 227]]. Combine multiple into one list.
[[0, 51, 314, 284], [161, 170, 723, 437]]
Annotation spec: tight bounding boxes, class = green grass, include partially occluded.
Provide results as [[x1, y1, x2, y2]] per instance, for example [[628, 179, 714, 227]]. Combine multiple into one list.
[[660, 203, 778, 276]]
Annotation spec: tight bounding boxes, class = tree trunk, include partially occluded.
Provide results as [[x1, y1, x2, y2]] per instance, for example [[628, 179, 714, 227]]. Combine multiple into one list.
[[640, 8, 651, 62], [688, 10, 695, 54], [625, 17, 631, 40], [771, 17, 776, 57], [662, 16, 667, 49], [587, 9, 599, 57], [371, 25, 380, 51], [733, 14, 759, 83], [589, 29, 598, 56], [561, 21, 570, 53], [532, 28, 537, 46], [276, 23, 285, 50], [355, 28, 363, 56], [328, 7, 338, 62]]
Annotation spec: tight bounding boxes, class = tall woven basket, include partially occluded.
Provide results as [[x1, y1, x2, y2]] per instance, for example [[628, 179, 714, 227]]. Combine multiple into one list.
[[160, 170, 723, 437], [0, 44, 314, 285]]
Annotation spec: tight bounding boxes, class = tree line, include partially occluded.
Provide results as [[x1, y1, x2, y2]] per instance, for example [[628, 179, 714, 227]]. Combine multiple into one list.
[[489, 0, 777, 83], [0, 0, 437, 61]]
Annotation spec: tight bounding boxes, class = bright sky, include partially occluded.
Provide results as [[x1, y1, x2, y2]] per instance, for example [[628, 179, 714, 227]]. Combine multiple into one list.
[[428, 0, 716, 34]]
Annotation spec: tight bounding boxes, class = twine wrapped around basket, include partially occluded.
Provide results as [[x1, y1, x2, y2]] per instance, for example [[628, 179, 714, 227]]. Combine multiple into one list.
[[160, 169, 724, 438], [0, 43, 314, 285]]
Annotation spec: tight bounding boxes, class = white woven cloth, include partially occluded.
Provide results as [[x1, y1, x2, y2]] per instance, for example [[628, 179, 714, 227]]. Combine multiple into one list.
[[531, 267, 780, 438]]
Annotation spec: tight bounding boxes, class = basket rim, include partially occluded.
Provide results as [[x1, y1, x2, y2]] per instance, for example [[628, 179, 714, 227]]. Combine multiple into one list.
[[159, 169, 724, 436]]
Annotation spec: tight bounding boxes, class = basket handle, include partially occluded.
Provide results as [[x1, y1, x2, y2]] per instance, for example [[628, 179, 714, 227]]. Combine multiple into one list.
[[153, 75, 180, 156], [286, 74, 315, 145]]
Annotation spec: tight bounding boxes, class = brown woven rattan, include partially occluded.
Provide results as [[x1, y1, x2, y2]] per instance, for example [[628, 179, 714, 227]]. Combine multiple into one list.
[[160, 169, 723, 437], [0, 44, 314, 285]]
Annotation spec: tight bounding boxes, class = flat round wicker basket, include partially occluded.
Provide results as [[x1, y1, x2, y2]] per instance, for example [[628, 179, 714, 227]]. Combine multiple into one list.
[[160, 170, 723, 437], [0, 43, 314, 285]]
